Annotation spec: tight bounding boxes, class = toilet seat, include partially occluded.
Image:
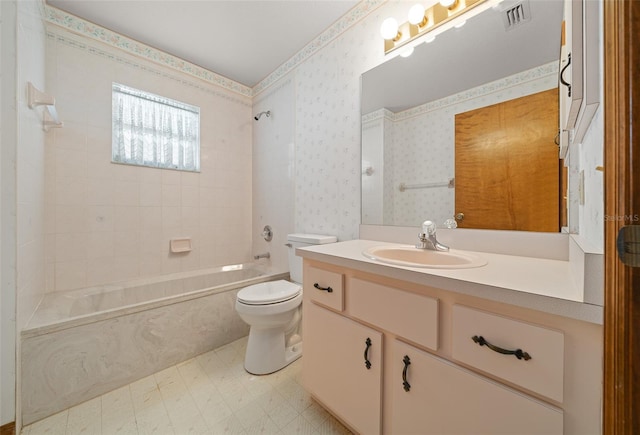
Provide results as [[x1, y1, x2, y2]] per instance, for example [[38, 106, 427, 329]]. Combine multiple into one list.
[[237, 280, 301, 305]]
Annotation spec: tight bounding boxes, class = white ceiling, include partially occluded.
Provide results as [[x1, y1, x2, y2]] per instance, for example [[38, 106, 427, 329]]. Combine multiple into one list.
[[46, 0, 359, 87]]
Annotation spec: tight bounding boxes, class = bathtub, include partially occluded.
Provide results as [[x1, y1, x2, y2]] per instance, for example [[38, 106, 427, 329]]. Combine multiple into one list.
[[21, 264, 287, 425]]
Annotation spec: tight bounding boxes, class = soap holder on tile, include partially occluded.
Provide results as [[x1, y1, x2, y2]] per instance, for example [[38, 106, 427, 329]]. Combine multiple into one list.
[[170, 238, 192, 253]]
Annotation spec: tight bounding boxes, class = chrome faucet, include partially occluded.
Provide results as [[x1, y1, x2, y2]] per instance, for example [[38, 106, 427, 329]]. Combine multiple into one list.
[[416, 220, 449, 251]]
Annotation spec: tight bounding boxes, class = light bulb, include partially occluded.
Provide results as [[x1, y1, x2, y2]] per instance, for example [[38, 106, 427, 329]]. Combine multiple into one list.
[[424, 35, 436, 43], [408, 4, 426, 26], [400, 46, 415, 58], [380, 17, 399, 40], [454, 20, 466, 28], [439, 0, 457, 8]]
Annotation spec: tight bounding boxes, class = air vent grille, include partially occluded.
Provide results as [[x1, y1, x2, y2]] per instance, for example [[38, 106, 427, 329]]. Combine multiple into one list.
[[502, 1, 532, 30]]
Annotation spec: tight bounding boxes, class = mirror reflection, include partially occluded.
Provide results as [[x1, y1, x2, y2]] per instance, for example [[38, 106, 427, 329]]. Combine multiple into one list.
[[361, 1, 564, 231]]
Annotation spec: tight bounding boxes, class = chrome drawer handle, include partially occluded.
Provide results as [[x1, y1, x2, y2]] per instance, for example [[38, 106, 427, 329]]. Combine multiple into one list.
[[472, 335, 532, 361], [313, 283, 333, 293]]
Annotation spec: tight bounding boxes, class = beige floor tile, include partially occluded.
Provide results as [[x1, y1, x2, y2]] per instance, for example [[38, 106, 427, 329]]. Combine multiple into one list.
[[243, 415, 280, 435], [21, 336, 352, 435], [133, 405, 175, 435], [66, 397, 101, 435], [26, 410, 68, 435]]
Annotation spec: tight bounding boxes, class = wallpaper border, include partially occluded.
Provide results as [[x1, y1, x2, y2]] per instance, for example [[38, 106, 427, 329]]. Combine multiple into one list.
[[44, 0, 385, 98]]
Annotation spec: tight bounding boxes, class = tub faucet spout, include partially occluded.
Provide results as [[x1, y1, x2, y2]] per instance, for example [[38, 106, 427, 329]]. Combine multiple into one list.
[[254, 252, 271, 260], [416, 220, 449, 251]]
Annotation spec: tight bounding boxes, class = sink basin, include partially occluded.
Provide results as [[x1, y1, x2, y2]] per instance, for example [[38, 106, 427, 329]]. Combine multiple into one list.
[[362, 245, 487, 269]]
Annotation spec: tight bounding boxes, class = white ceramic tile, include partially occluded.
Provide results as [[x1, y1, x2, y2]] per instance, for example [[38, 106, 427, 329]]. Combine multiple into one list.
[[87, 232, 115, 259], [161, 184, 181, 207], [86, 178, 115, 206], [87, 206, 115, 233], [113, 180, 140, 207], [54, 233, 87, 262], [55, 177, 88, 206], [114, 231, 140, 257], [139, 183, 162, 207], [45, 23, 258, 290], [86, 257, 115, 287]]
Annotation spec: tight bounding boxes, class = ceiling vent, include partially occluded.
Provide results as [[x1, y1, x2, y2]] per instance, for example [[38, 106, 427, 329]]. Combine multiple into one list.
[[501, 0, 532, 31]]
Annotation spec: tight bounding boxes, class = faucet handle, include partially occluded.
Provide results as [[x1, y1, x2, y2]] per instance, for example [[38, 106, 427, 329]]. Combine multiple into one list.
[[421, 220, 437, 235]]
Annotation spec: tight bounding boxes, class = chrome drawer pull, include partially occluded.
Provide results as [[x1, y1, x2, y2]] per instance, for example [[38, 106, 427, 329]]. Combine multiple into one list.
[[313, 283, 333, 293], [472, 335, 532, 361]]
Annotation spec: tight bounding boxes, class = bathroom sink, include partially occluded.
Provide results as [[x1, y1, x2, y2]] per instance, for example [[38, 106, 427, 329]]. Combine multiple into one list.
[[362, 245, 487, 269]]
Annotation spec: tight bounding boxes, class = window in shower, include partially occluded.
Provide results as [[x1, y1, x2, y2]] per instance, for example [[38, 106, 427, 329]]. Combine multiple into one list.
[[112, 83, 200, 172]]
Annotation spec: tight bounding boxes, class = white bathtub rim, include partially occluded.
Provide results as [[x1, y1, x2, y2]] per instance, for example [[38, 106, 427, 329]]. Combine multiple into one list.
[[23, 267, 289, 338]]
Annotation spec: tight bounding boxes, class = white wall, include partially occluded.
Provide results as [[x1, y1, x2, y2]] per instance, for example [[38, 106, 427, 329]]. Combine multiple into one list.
[[253, 0, 603, 247], [1, 0, 48, 428], [17, 0, 47, 333], [0, 1, 18, 426], [251, 77, 295, 274], [44, 26, 253, 292]]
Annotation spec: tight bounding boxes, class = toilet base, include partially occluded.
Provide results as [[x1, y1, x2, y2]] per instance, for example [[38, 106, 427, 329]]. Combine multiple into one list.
[[243, 327, 303, 375]]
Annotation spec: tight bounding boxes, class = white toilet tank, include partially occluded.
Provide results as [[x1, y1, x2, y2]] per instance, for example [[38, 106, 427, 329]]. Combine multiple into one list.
[[287, 233, 337, 284]]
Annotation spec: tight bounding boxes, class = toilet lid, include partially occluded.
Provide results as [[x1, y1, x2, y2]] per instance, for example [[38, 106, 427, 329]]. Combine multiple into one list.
[[237, 280, 301, 305]]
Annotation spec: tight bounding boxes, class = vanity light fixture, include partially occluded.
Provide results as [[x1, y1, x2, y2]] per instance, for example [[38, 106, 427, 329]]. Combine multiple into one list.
[[381, 0, 487, 55]]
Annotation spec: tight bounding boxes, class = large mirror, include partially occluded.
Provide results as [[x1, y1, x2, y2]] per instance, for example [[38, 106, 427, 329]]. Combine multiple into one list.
[[361, 1, 565, 232]]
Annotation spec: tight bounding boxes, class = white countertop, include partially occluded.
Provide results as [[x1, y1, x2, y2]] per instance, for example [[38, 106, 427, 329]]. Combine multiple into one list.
[[296, 239, 603, 324]]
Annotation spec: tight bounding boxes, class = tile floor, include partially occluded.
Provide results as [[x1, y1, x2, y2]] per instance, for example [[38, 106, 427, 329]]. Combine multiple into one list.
[[22, 337, 352, 435]]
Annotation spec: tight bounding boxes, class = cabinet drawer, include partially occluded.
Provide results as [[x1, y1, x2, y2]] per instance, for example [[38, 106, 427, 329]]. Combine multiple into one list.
[[452, 304, 564, 402], [348, 277, 438, 351], [304, 264, 344, 311]]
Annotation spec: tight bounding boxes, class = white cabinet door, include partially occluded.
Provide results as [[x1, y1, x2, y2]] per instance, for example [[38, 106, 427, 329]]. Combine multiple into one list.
[[302, 301, 383, 435], [390, 340, 563, 435]]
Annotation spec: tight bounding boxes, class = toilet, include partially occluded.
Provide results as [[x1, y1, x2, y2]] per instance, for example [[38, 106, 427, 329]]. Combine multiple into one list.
[[236, 233, 337, 375]]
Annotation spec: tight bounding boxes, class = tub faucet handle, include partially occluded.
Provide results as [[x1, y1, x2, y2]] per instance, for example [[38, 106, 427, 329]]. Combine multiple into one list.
[[262, 225, 273, 242]]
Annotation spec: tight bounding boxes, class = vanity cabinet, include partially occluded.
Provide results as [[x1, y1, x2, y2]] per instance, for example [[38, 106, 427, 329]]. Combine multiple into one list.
[[301, 260, 601, 435], [559, 0, 601, 156], [390, 339, 563, 434], [304, 298, 383, 435]]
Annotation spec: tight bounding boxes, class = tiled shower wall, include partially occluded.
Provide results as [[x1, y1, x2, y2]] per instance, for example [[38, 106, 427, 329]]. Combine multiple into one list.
[[44, 27, 253, 292], [251, 78, 295, 275]]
